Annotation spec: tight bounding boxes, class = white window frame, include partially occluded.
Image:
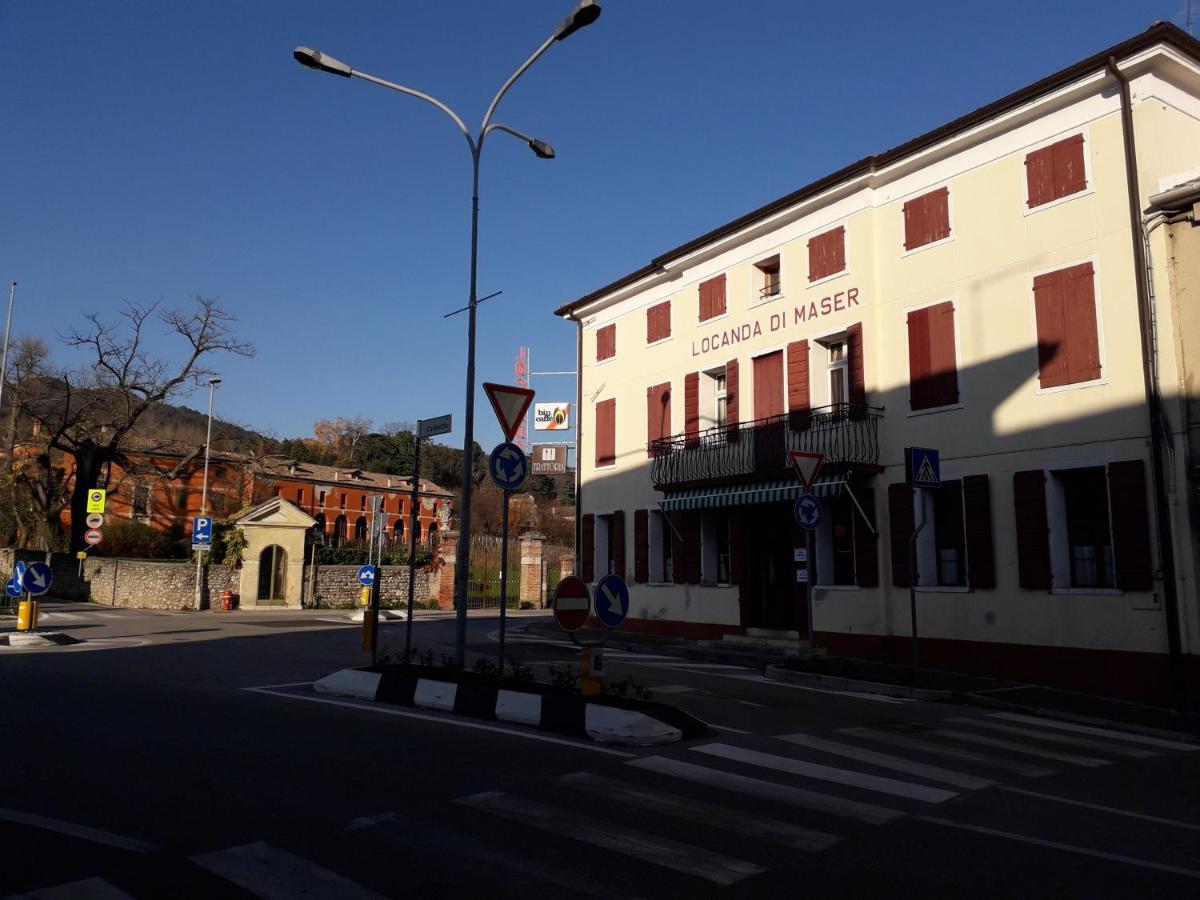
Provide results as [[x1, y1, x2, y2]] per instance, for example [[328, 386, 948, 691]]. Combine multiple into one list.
[[1021, 128, 1094, 216], [814, 493, 858, 589], [1025, 254, 1108, 396], [699, 510, 731, 586], [645, 298, 674, 348], [702, 366, 727, 431], [647, 509, 671, 584], [911, 482, 970, 592], [899, 182, 955, 257], [805, 222, 850, 288], [750, 254, 784, 307], [1043, 462, 1121, 595], [902, 295, 964, 417]]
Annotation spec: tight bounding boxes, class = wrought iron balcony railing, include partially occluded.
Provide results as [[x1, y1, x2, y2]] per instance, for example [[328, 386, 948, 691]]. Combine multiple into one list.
[[649, 403, 882, 487]]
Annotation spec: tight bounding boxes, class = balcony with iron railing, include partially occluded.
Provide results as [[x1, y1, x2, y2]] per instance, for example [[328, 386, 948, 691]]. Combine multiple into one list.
[[649, 403, 883, 488]]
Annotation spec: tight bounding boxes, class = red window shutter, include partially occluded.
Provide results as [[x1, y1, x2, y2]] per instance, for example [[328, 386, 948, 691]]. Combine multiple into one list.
[[847, 323, 866, 413], [1055, 134, 1087, 197], [684, 372, 700, 447], [962, 474, 996, 589], [1025, 144, 1054, 208], [887, 483, 914, 587], [928, 188, 950, 243], [646, 306, 656, 344], [611, 510, 626, 581], [808, 227, 845, 281], [725, 358, 739, 432], [670, 512, 685, 584], [1033, 270, 1069, 388], [1108, 460, 1152, 591], [646, 381, 671, 457], [711, 274, 726, 318], [682, 511, 702, 584], [595, 399, 615, 467], [907, 306, 933, 410], [853, 487, 879, 587], [903, 199, 919, 251], [633, 509, 649, 584], [931, 301, 959, 406], [787, 339, 810, 427], [1013, 470, 1052, 590], [647, 301, 671, 343], [1063, 262, 1101, 384], [904, 189, 949, 249], [596, 324, 615, 361], [581, 514, 595, 582]]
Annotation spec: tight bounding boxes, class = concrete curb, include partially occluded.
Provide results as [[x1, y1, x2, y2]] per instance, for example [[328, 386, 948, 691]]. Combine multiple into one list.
[[764, 664, 954, 701], [0, 631, 85, 649], [314, 667, 702, 746]]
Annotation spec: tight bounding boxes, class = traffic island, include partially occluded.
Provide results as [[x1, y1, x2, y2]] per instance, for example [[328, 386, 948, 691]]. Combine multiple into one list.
[[313, 665, 710, 746], [1, 631, 84, 649]]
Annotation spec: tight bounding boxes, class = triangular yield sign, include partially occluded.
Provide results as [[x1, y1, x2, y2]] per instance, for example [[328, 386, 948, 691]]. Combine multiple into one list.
[[787, 450, 824, 491], [483, 382, 535, 442]]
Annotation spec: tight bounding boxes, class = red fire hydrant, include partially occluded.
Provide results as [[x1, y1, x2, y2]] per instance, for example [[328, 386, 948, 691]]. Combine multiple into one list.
[[221, 589, 234, 612]]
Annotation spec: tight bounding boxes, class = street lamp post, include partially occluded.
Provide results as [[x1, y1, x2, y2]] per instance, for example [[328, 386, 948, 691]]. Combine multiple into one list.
[[293, 0, 601, 666], [194, 377, 222, 611]]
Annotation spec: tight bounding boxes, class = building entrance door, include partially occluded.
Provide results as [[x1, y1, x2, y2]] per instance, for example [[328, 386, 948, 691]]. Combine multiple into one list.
[[740, 504, 803, 631], [257, 545, 288, 605]]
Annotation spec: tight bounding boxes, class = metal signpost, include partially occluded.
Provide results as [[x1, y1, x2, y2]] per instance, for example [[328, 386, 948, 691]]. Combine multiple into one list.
[[192, 516, 213, 554], [789, 451, 823, 653], [904, 447, 941, 673], [551, 572, 627, 695], [489, 440, 528, 673], [18, 561, 53, 632]]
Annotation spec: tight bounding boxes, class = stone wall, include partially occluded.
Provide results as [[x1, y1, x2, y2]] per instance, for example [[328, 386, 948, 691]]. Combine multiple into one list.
[[310, 564, 437, 610]]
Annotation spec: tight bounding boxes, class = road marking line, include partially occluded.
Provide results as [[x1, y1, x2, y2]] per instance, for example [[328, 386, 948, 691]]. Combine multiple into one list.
[[839, 727, 1056, 777], [916, 816, 1200, 880], [692, 743, 958, 803], [777, 733, 995, 790], [930, 728, 1109, 767], [988, 712, 1200, 751], [649, 684, 695, 694], [242, 681, 316, 690], [241, 687, 634, 758], [682, 671, 915, 703], [704, 721, 755, 734], [0, 808, 159, 853], [559, 771, 841, 852], [996, 787, 1200, 831], [456, 791, 767, 886], [21, 876, 136, 898], [628, 756, 904, 825], [949, 717, 1158, 758], [191, 841, 387, 899], [344, 811, 400, 832]]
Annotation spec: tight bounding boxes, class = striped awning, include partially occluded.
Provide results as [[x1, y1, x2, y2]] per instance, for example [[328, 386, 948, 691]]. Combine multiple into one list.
[[660, 474, 845, 511]]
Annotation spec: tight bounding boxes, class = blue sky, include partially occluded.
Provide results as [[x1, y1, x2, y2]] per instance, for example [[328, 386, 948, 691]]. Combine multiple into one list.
[[0, 0, 1183, 455]]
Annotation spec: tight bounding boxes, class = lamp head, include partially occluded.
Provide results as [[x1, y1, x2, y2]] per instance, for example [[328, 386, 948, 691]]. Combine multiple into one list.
[[209, 378, 222, 387], [292, 46, 352, 77], [528, 139, 556, 159], [554, 0, 601, 41]]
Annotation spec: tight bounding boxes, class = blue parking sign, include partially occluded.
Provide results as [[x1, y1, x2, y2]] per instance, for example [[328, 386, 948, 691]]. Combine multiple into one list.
[[192, 516, 213, 545]]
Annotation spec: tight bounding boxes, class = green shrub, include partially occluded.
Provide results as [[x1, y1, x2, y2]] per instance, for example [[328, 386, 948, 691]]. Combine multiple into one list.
[[100, 520, 177, 559], [314, 545, 433, 567]]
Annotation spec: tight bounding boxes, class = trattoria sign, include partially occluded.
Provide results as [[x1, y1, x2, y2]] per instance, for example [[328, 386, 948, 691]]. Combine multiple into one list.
[[691, 287, 861, 358]]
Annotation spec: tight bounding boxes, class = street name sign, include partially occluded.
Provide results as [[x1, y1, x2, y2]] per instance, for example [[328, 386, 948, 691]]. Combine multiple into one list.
[[86, 489, 107, 514], [483, 383, 535, 442], [488, 442, 528, 492], [906, 446, 941, 489], [787, 451, 824, 491], [84, 529, 104, 546], [794, 493, 822, 530], [594, 574, 630, 628], [418, 414, 453, 439], [22, 562, 53, 595], [552, 575, 591, 632], [85, 513, 104, 529]]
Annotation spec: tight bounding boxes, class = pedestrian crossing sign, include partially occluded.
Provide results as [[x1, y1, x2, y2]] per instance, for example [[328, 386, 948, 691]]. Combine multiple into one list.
[[906, 447, 941, 488]]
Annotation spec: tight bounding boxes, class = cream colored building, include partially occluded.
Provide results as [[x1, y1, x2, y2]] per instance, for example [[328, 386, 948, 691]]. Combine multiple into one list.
[[557, 24, 1200, 704]]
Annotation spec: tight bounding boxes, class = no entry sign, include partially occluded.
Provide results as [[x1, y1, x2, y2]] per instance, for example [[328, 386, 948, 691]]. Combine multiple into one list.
[[552, 575, 591, 632]]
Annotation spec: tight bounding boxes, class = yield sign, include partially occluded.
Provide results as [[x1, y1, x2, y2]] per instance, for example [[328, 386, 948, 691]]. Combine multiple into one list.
[[787, 450, 824, 491], [483, 382, 534, 442]]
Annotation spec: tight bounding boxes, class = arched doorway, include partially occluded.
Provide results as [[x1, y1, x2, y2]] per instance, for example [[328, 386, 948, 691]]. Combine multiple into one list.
[[393, 520, 403, 543], [257, 545, 288, 603], [427, 522, 438, 547], [333, 514, 347, 547], [312, 513, 326, 543], [354, 516, 368, 544]]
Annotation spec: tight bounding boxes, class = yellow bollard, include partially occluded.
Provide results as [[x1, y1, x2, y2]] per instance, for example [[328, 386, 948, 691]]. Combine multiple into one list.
[[579, 646, 603, 697], [16, 600, 31, 631], [360, 586, 371, 608]]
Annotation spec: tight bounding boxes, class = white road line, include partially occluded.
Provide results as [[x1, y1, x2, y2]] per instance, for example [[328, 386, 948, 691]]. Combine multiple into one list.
[[628, 756, 904, 825], [456, 791, 767, 886], [241, 687, 634, 758], [692, 743, 958, 803], [191, 841, 387, 899], [243, 681, 316, 691], [930, 728, 1110, 767], [916, 816, 1200, 880], [559, 771, 841, 852], [0, 808, 159, 854], [682, 671, 915, 703], [704, 721, 755, 735], [650, 685, 695, 694], [996, 787, 1200, 831], [839, 727, 1057, 778], [988, 712, 1200, 751], [777, 733, 995, 790], [21, 876, 136, 899], [949, 717, 1158, 758], [344, 811, 400, 832]]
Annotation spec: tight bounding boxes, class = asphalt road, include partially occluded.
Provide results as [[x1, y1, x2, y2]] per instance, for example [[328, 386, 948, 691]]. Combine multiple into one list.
[[3, 602, 1198, 898]]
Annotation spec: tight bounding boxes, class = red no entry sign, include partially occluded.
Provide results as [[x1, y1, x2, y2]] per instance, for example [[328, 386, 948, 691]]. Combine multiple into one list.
[[552, 575, 591, 632]]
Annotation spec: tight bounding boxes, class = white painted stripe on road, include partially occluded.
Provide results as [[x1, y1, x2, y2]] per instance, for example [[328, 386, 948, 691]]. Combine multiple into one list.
[[456, 791, 767, 886], [243, 681, 316, 691], [996, 786, 1200, 831], [988, 712, 1200, 751], [695, 671, 915, 703], [559, 771, 842, 852], [692, 743, 958, 803], [649, 684, 695, 694], [949, 717, 1158, 758], [777, 733, 995, 790], [0, 808, 159, 853], [916, 816, 1200, 880], [241, 687, 634, 757], [23, 876, 136, 898], [629, 756, 904, 825], [191, 841, 387, 899], [839, 727, 1057, 778], [931, 728, 1110, 767]]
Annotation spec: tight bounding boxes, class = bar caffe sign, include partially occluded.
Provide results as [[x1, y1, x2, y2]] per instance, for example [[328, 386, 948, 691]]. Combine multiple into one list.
[[534, 403, 570, 430]]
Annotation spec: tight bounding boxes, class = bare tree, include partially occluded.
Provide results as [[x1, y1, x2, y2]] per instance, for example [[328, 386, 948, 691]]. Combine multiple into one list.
[[23, 296, 254, 551]]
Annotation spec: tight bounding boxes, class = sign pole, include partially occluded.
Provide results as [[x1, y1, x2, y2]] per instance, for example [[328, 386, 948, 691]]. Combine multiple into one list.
[[405, 434, 422, 662], [909, 488, 928, 675], [498, 488, 510, 674], [806, 527, 815, 650]]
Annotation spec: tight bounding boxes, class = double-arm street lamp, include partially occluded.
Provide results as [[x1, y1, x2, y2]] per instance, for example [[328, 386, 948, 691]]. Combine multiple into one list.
[[294, 1, 601, 665]]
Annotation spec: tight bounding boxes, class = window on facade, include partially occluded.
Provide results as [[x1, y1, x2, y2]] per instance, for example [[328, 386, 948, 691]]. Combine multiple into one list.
[[1054, 467, 1114, 588], [1026, 134, 1086, 208], [700, 510, 731, 584], [698, 274, 727, 322], [808, 226, 846, 282], [646, 382, 672, 457], [903, 187, 951, 250], [815, 494, 857, 586], [826, 340, 848, 409], [319, 490, 326, 509], [648, 510, 673, 583], [708, 369, 728, 430], [393, 520, 403, 542], [296, 488, 304, 507], [908, 482, 967, 587], [907, 301, 959, 410], [755, 256, 781, 300], [595, 398, 616, 468], [131, 480, 151, 518], [594, 513, 612, 579], [354, 516, 367, 542], [340, 493, 346, 510], [596, 323, 616, 361], [1033, 261, 1102, 389], [646, 301, 671, 344]]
